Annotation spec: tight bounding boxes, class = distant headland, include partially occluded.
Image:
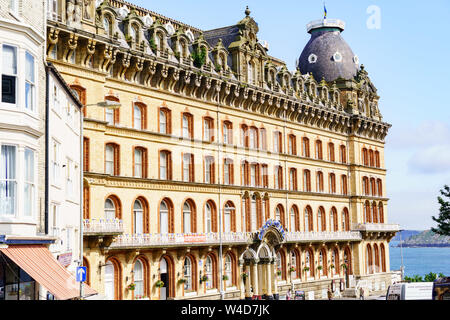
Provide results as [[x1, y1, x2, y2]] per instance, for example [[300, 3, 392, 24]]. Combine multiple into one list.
[[394, 230, 450, 248]]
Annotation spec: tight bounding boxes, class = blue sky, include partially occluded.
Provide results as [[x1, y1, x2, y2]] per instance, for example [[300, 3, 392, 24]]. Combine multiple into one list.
[[133, 0, 450, 230]]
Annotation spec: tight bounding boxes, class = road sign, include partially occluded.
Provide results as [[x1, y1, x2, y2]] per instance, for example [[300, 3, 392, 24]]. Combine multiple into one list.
[[76, 266, 86, 282]]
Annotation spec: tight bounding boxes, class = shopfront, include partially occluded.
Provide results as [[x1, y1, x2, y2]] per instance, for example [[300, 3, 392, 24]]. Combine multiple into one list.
[[0, 253, 36, 300]]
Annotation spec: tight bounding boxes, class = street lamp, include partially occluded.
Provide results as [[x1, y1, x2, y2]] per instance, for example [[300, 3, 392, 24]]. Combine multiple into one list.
[[79, 100, 122, 300]]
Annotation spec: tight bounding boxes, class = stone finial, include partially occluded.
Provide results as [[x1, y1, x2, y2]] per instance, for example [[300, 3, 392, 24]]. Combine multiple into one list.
[[245, 6, 251, 16]]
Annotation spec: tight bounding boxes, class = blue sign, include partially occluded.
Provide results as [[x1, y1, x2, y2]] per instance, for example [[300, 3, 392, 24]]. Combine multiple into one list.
[[257, 219, 286, 241], [76, 267, 86, 282]]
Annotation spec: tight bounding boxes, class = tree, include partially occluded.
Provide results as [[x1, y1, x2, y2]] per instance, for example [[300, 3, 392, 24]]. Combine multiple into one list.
[[424, 272, 437, 282], [432, 185, 450, 236]]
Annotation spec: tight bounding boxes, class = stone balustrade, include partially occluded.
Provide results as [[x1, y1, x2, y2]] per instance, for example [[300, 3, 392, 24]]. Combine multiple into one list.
[[83, 219, 124, 235]]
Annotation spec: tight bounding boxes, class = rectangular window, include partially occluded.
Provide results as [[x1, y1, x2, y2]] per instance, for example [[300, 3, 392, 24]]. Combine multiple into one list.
[[2, 45, 17, 104], [105, 108, 114, 125], [25, 52, 35, 111], [105, 145, 114, 175], [66, 159, 73, 197], [134, 149, 143, 178], [262, 164, 268, 188], [66, 227, 72, 251], [24, 149, 34, 217], [51, 139, 61, 185], [205, 157, 214, 184], [47, 0, 58, 20], [183, 154, 191, 182], [0, 145, 16, 215]]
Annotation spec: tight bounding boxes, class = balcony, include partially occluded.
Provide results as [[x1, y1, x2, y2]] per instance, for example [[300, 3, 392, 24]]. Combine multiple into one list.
[[285, 231, 362, 243], [109, 232, 254, 249], [83, 219, 124, 236], [352, 223, 400, 233], [352, 223, 400, 241]]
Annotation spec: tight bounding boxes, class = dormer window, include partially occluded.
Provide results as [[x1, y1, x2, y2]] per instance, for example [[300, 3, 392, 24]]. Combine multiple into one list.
[[353, 55, 360, 64], [130, 25, 138, 41], [104, 16, 111, 36], [308, 54, 317, 64], [333, 52, 343, 62], [248, 62, 254, 84]]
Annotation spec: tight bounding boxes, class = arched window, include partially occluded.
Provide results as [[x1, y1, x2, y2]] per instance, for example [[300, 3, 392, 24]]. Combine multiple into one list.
[[248, 61, 254, 84], [289, 168, 297, 191], [223, 202, 235, 232], [133, 259, 144, 298], [240, 125, 248, 147], [184, 256, 193, 291], [133, 147, 147, 178], [319, 249, 327, 277], [315, 140, 323, 160], [104, 260, 115, 300], [223, 121, 232, 144], [302, 137, 310, 157], [288, 135, 296, 155], [303, 169, 311, 192], [316, 171, 324, 192], [339, 145, 347, 163], [304, 206, 313, 232], [328, 143, 335, 162], [133, 103, 146, 130], [362, 148, 368, 166], [364, 201, 371, 223], [344, 246, 352, 274], [249, 127, 258, 149], [305, 249, 314, 278], [377, 179, 383, 197], [183, 202, 191, 234], [378, 202, 384, 223], [159, 200, 172, 234], [159, 150, 172, 180], [332, 248, 340, 276], [276, 251, 286, 281], [205, 201, 217, 233], [203, 117, 214, 142], [159, 108, 171, 134], [372, 202, 378, 223], [273, 131, 282, 153], [224, 254, 233, 287], [317, 207, 326, 232], [375, 151, 380, 168], [380, 244, 386, 272], [259, 128, 267, 150], [182, 113, 193, 139], [341, 175, 348, 195], [104, 16, 112, 36], [130, 24, 138, 42], [133, 200, 144, 234], [275, 166, 283, 189], [290, 250, 299, 279], [362, 177, 369, 195], [105, 143, 120, 175], [370, 178, 376, 196], [329, 173, 336, 194], [104, 198, 116, 220], [342, 208, 350, 231], [374, 244, 380, 273], [205, 255, 215, 289], [290, 206, 299, 232], [330, 207, 338, 231], [366, 244, 373, 274], [276, 205, 285, 229]]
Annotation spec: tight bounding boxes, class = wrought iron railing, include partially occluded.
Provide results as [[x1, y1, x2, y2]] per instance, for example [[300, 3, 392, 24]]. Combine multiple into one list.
[[83, 219, 124, 234]]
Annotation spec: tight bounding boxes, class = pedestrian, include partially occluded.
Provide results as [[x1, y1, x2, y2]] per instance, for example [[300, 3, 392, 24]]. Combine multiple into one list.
[[327, 287, 333, 300], [359, 287, 365, 300], [286, 289, 292, 300]]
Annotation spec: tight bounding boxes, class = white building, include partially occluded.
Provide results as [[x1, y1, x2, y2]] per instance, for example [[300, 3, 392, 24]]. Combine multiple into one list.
[[0, 0, 95, 300], [46, 64, 83, 281]]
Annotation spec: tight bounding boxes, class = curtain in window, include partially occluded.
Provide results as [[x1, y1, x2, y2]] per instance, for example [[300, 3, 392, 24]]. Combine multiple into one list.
[[0, 145, 16, 215], [24, 149, 34, 216]]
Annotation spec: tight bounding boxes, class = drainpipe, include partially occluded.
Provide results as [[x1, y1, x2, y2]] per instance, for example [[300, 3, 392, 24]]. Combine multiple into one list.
[[44, 68, 49, 235], [216, 82, 224, 300]]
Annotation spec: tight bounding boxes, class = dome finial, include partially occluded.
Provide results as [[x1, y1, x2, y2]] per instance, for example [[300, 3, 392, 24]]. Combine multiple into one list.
[[245, 6, 251, 16]]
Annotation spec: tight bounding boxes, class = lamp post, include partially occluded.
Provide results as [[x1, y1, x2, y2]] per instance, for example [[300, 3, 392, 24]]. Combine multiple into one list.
[[79, 100, 121, 300]]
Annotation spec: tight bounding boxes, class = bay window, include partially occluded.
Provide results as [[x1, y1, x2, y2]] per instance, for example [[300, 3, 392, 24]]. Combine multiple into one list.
[[0, 145, 16, 215], [25, 52, 35, 111], [2, 45, 17, 104], [23, 149, 34, 217]]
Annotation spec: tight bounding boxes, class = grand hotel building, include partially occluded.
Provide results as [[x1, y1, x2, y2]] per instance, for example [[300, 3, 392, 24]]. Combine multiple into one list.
[[46, 0, 398, 300]]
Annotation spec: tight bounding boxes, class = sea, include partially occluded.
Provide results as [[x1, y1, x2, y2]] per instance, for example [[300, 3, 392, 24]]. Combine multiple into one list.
[[389, 241, 450, 278]]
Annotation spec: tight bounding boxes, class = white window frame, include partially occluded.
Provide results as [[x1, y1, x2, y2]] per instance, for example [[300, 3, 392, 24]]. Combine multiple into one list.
[[0, 144, 17, 216]]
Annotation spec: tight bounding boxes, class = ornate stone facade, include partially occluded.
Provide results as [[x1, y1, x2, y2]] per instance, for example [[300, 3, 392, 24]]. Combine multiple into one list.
[[46, 0, 396, 300]]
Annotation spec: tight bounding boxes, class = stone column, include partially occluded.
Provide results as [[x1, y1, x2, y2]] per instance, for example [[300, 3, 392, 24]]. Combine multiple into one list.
[[244, 265, 251, 299], [239, 261, 245, 299], [258, 263, 264, 297], [250, 261, 259, 298], [266, 263, 273, 299], [271, 262, 278, 298]]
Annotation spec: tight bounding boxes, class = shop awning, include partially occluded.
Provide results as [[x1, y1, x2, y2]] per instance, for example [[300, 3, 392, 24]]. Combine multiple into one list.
[[0, 244, 97, 300]]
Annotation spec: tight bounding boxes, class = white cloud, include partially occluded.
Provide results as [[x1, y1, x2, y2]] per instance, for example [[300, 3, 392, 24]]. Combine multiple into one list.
[[409, 145, 450, 174], [386, 120, 450, 149]]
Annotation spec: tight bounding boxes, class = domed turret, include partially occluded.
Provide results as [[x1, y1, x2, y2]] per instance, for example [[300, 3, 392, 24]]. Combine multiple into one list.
[[298, 19, 360, 82]]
